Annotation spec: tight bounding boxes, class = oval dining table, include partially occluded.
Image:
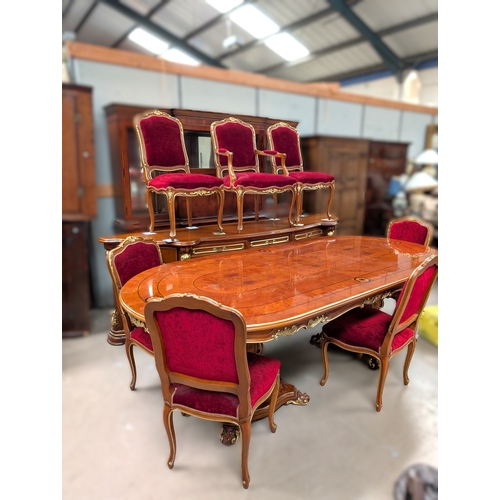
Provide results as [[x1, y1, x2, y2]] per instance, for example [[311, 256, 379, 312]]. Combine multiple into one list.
[[120, 235, 437, 444]]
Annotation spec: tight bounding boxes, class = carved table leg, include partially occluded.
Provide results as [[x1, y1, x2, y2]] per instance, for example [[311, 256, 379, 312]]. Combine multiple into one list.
[[107, 309, 126, 346], [309, 332, 322, 348], [220, 425, 240, 446]]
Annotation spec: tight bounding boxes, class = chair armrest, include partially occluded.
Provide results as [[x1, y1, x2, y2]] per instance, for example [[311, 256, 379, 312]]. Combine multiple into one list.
[[256, 149, 289, 175], [215, 148, 237, 186]]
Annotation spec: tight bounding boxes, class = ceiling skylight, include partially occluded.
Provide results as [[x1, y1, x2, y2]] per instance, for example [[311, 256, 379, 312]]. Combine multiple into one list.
[[265, 33, 310, 61], [229, 4, 279, 39], [160, 49, 200, 66], [128, 28, 169, 55], [206, 0, 243, 13]]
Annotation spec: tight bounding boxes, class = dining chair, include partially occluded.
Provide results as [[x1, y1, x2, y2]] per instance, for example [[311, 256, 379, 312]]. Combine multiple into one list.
[[134, 110, 225, 238], [210, 116, 297, 231], [386, 214, 434, 304], [106, 235, 163, 390], [319, 254, 438, 412], [267, 121, 335, 223], [387, 215, 434, 246], [144, 293, 281, 489]]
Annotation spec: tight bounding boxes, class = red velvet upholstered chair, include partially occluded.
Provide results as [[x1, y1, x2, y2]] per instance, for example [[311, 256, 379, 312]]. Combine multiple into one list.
[[106, 236, 163, 390], [387, 215, 434, 246], [144, 293, 281, 489], [134, 110, 225, 238], [267, 121, 335, 223], [387, 215, 434, 302], [319, 254, 438, 412], [210, 116, 297, 231]]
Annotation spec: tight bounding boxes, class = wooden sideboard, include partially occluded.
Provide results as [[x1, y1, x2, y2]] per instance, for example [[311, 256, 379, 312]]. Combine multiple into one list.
[[104, 104, 298, 232], [99, 214, 338, 345], [300, 136, 408, 236]]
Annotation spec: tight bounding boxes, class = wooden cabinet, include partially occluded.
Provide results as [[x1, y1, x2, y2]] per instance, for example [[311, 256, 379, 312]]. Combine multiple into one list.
[[300, 136, 408, 236], [104, 104, 297, 231], [364, 140, 409, 235], [301, 136, 370, 235], [62, 84, 96, 337]]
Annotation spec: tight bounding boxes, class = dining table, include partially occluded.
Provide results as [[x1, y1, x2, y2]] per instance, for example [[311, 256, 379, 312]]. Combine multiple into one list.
[[119, 234, 437, 444]]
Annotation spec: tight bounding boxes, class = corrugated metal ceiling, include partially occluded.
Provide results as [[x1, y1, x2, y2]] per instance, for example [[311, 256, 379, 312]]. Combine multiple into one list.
[[62, 0, 438, 84]]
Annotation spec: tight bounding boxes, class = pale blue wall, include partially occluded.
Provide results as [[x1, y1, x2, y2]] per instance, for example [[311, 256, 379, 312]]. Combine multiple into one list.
[[70, 58, 437, 308], [257, 89, 316, 136], [316, 99, 364, 138]]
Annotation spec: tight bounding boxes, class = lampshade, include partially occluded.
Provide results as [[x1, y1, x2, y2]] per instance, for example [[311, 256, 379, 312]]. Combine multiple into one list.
[[405, 171, 438, 193], [414, 149, 438, 165]]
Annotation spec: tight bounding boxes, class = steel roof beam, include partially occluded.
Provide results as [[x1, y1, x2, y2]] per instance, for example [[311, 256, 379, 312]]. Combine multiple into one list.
[[317, 50, 438, 83], [326, 0, 404, 79], [261, 12, 437, 77]]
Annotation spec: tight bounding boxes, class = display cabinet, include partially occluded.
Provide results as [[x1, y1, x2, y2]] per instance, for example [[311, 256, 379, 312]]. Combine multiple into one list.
[[104, 104, 297, 231]]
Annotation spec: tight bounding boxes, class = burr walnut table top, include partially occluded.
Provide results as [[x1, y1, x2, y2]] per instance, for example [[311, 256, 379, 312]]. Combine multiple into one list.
[[120, 235, 437, 343]]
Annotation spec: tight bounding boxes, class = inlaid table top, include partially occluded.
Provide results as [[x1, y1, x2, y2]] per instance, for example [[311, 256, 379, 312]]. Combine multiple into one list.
[[120, 235, 437, 343]]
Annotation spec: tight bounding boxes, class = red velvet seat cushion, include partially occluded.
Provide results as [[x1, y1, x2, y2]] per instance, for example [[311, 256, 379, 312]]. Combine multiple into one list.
[[148, 173, 224, 189], [322, 307, 414, 353], [171, 352, 280, 416], [288, 171, 334, 183], [388, 220, 429, 245], [223, 172, 295, 188], [130, 326, 153, 351]]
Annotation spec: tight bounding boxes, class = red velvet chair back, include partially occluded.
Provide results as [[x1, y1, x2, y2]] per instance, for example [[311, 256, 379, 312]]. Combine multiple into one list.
[[391, 255, 438, 337], [211, 118, 259, 171], [387, 216, 433, 246], [108, 236, 163, 290], [145, 294, 253, 414], [134, 111, 190, 179], [267, 122, 303, 170]]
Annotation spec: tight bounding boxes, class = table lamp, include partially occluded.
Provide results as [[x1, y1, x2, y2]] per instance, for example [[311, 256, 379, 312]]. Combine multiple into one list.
[[414, 148, 438, 178]]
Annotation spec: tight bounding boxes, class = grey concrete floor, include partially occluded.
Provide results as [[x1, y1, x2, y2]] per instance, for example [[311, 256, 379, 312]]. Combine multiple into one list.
[[62, 282, 438, 499]]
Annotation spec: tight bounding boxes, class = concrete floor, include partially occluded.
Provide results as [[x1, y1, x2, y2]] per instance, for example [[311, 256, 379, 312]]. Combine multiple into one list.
[[62, 283, 438, 499]]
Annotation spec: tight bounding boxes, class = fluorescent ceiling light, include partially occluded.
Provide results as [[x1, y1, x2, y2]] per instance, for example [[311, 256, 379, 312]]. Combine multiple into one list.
[[128, 28, 169, 55], [229, 4, 279, 39], [160, 48, 200, 66], [206, 0, 243, 13], [265, 33, 309, 61]]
